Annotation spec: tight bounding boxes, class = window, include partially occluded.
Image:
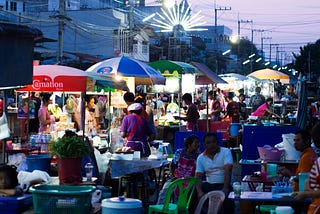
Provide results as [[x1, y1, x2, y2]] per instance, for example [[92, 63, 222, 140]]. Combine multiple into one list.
[[10, 1, 17, 11]]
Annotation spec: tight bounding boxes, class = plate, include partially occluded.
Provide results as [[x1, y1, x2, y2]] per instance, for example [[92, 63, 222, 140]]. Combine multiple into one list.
[[272, 193, 293, 198]]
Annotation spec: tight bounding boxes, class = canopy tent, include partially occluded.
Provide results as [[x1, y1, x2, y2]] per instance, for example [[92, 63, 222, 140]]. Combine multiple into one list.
[[219, 73, 250, 81], [248, 68, 290, 84], [149, 60, 198, 76], [190, 61, 227, 84], [86, 56, 166, 85]]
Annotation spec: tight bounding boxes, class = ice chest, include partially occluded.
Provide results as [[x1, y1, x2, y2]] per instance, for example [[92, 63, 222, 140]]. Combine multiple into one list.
[[0, 194, 33, 214], [101, 196, 142, 214]]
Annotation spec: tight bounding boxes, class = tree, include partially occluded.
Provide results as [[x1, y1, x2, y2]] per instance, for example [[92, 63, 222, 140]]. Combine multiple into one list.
[[230, 38, 263, 75], [293, 39, 320, 82]]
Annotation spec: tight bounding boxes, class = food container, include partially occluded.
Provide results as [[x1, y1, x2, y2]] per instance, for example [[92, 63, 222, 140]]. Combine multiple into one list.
[[258, 145, 283, 161], [101, 196, 142, 214]]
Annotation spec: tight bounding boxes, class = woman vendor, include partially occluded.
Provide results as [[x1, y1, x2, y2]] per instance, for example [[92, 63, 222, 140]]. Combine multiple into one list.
[[251, 97, 279, 119], [120, 103, 154, 157], [38, 93, 52, 133]]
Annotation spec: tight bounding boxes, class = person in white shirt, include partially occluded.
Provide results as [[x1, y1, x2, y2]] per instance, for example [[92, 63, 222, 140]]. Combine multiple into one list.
[[195, 133, 234, 213]]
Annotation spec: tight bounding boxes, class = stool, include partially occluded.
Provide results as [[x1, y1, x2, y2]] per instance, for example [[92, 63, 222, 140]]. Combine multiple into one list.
[[255, 205, 277, 214]]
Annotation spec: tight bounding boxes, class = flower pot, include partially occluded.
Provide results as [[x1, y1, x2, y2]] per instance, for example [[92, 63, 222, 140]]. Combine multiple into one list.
[[57, 157, 82, 184]]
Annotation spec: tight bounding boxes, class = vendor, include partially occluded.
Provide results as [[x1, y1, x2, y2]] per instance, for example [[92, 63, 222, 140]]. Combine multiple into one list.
[[251, 97, 279, 119], [120, 103, 154, 157], [38, 93, 52, 133], [174, 93, 200, 132]]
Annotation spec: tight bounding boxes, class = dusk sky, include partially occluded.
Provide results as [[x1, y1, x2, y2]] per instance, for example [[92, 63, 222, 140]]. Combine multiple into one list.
[[147, 0, 320, 64], [191, 0, 320, 62]]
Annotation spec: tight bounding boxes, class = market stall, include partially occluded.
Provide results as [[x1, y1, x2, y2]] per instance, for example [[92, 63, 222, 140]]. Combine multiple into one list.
[[149, 60, 198, 143], [86, 56, 166, 150]]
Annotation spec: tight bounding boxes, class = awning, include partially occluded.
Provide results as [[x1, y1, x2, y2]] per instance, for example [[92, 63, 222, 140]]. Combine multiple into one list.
[[191, 61, 227, 84]]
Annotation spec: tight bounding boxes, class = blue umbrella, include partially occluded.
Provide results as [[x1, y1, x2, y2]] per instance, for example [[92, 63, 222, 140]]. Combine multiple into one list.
[[86, 56, 166, 85]]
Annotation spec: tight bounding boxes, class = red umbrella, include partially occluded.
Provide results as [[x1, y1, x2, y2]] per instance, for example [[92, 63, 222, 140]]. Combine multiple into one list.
[[18, 65, 87, 92]]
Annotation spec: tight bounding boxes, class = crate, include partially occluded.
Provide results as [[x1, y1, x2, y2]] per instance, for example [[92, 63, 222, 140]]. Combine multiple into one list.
[[0, 194, 33, 214], [29, 184, 96, 214]]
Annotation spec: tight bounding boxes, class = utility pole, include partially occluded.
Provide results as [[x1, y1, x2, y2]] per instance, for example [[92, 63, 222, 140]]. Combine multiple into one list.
[[128, 0, 134, 55], [57, 0, 65, 64], [261, 37, 271, 60], [269, 43, 279, 65], [237, 19, 252, 74], [214, 0, 231, 73]]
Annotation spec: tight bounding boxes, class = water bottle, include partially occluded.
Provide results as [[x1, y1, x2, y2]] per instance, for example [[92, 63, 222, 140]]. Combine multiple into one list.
[[85, 163, 93, 181], [92, 126, 97, 138]]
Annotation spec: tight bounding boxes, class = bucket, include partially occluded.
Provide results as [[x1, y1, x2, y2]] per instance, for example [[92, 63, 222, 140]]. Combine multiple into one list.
[[230, 123, 242, 137], [101, 196, 142, 214], [26, 154, 51, 173]]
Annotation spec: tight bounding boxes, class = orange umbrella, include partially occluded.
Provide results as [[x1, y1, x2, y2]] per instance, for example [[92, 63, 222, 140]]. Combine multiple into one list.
[[248, 68, 289, 81]]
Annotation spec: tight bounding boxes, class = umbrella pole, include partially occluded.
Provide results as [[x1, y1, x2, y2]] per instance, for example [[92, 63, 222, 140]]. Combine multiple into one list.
[[206, 86, 209, 132], [108, 91, 112, 147], [81, 92, 86, 138]]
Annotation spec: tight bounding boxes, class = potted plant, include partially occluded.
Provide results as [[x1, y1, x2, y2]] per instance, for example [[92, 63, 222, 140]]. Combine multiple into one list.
[[51, 131, 91, 184]]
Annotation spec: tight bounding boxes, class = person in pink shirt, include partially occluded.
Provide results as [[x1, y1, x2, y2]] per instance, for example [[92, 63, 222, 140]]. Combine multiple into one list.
[[251, 97, 279, 118], [38, 93, 52, 133]]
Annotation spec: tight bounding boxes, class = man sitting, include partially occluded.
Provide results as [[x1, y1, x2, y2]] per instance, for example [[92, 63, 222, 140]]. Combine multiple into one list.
[[195, 133, 234, 213], [278, 129, 318, 191]]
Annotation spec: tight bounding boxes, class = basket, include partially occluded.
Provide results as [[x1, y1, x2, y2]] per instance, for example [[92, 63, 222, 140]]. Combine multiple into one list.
[[29, 184, 96, 214], [258, 146, 283, 161]]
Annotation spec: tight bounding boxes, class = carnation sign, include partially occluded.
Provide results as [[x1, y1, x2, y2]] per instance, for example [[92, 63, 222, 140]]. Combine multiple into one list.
[[18, 65, 87, 92]]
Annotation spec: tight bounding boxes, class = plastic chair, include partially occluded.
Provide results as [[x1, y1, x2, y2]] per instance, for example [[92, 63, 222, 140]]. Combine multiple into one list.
[[148, 177, 198, 214], [194, 190, 225, 214]]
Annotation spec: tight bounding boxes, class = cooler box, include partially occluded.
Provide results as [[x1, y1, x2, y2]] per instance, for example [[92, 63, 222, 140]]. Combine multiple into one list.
[[101, 196, 142, 214], [0, 194, 33, 214], [29, 184, 96, 214]]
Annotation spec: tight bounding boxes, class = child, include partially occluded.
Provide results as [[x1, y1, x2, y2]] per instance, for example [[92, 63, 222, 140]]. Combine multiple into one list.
[[0, 165, 23, 196]]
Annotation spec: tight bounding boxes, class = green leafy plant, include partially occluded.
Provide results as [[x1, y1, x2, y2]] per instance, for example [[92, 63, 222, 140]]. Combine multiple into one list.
[[51, 136, 91, 158]]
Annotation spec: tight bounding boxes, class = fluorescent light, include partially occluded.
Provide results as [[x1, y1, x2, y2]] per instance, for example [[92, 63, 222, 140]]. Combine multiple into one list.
[[242, 60, 250, 65], [222, 49, 231, 55], [272, 65, 278, 69], [264, 62, 270, 65], [255, 57, 262, 63], [248, 54, 255, 59]]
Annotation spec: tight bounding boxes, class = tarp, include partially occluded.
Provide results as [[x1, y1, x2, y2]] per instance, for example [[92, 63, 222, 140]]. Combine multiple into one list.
[[191, 61, 227, 84]]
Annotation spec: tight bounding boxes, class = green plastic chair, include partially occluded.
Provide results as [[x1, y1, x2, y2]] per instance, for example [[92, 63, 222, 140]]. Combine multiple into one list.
[[148, 177, 198, 214]]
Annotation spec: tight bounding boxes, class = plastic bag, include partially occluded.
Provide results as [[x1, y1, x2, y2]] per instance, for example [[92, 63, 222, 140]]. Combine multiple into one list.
[[282, 133, 301, 160]]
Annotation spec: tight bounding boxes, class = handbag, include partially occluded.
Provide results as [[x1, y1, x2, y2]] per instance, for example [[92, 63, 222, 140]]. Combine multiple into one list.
[[0, 115, 11, 140]]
